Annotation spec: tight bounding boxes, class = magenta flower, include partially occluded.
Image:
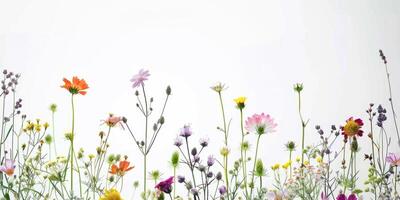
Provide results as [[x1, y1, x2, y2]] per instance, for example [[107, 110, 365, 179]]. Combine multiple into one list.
[[245, 113, 277, 135], [0, 159, 16, 176], [336, 193, 357, 200], [130, 69, 150, 88], [155, 176, 174, 194], [386, 153, 400, 166]]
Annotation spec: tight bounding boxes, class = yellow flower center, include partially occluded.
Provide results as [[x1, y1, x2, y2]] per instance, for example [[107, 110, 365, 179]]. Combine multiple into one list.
[[344, 120, 360, 136]]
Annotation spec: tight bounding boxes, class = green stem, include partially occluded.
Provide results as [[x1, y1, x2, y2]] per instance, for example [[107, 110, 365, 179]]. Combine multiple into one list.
[[239, 109, 248, 198], [250, 134, 261, 199], [142, 84, 149, 199], [218, 92, 230, 200], [70, 94, 75, 196], [173, 167, 176, 199]]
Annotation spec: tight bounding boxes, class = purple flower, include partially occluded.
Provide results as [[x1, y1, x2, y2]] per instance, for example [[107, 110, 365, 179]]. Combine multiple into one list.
[[177, 175, 185, 183], [179, 124, 193, 138], [155, 176, 174, 194], [336, 193, 357, 200], [207, 155, 215, 167], [386, 153, 400, 166], [199, 137, 209, 147], [130, 69, 150, 88], [0, 159, 15, 176], [218, 185, 227, 195], [174, 137, 183, 147]]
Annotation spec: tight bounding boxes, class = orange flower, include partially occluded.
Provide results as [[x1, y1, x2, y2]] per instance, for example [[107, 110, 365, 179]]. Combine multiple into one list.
[[109, 160, 134, 176], [61, 76, 89, 95]]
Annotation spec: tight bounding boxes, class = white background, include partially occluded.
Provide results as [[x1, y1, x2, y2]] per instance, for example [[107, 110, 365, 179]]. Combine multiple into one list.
[[1, 0, 400, 199]]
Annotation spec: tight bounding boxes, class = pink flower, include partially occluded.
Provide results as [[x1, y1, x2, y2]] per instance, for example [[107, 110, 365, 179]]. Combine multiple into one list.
[[321, 192, 329, 200], [245, 113, 277, 135], [102, 114, 124, 129], [0, 159, 16, 176], [386, 153, 400, 166], [155, 176, 174, 194], [130, 69, 150, 88]]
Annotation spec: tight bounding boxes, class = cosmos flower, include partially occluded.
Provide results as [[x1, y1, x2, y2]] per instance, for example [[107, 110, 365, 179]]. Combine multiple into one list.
[[386, 153, 400, 166], [109, 160, 134, 176], [155, 176, 174, 194], [0, 159, 16, 176], [245, 113, 277, 135], [341, 117, 364, 139], [130, 69, 150, 88], [99, 188, 122, 200], [61, 76, 89, 95], [102, 114, 124, 128]]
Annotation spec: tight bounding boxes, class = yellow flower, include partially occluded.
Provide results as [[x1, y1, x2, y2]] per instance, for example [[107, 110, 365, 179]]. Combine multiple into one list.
[[43, 122, 50, 130], [304, 160, 310, 166], [99, 188, 123, 200], [220, 146, 230, 157], [34, 124, 41, 132], [234, 96, 247, 109], [271, 163, 280, 171], [316, 156, 323, 163], [295, 156, 301, 163], [282, 161, 291, 169]]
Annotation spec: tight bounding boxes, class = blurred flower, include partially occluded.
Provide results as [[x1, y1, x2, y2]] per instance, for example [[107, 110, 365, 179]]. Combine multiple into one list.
[[255, 159, 267, 177], [207, 155, 215, 167], [341, 117, 363, 139], [155, 176, 174, 194], [282, 161, 291, 170], [234, 96, 247, 109], [336, 193, 357, 200], [130, 69, 150, 88], [271, 163, 280, 171], [109, 160, 134, 176], [211, 82, 227, 93], [220, 146, 230, 157], [293, 83, 303, 93], [49, 103, 57, 112], [99, 188, 122, 200], [218, 185, 227, 195], [179, 124, 193, 138], [321, 192, 329, 200], [177, 175, 185, 183], [173, 137, 183, 147], [61, 76, 89, 95], [386, 153, 400, 166], [199, 137, 209, 147], [245, 113, 277, 135], [102, 114, 123, 128], [267, 189, 289, 200], [285, 141, 296, 151], [0, 159, 15, 176]]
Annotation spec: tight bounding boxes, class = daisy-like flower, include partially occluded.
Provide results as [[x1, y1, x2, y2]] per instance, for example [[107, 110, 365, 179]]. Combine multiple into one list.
[[0, 159, 16, 176], [210, 82, 227, 93], [155, 176, 174, 194], [102, 114, 124, 129], [109, 160, 134, 176], [130, 69, 150, 88], [234, 96, 247, 109], [336, 193, 357, 200], [245, 113, 277, 135], [340, 117, 364, 139], [99, 188, 123, 200], [386, 153, 400, 166], [61, 76, 89, 95]]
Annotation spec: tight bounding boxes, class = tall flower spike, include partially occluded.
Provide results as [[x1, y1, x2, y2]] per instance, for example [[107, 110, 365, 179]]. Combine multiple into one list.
[[130, 69, 150, 88], [61, 76, 89, 95]]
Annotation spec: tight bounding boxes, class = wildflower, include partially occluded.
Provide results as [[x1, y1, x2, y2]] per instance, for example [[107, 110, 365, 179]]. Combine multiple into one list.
[[220, 146, 230, 157], [285, 141, 296, 151], [295, 156, 301, 162], [177, 175, 185, 183], [386, 153, 400, 166], [316, 156, 323, 163], [199, 137, 209, 147], [234, 96, 246, 109], [0, 159, 16, 176], [282, 161, 291, 169], [210, 82, 227, 93], [49, 104, 57, 112], [255, 159, 266, 177], [218, 185, 227, 195], [109, 160, 134, 176], [61, 76, 89, 95], [149, 170, 161, 182], [173, 137, 183, 147], [336, 193, 357, 200], [130, 69, 150, 88], [245, 113, 277, 135], [271, 163, 280, 171], [102, 114, 123, 128], [171, 151, 179, 168], [207, 155, 215, 167], [267, 189, 289, 200], [155, 176, 174, 194], [99, 188, 122, 200], [341, 117, 364, 139], [179, 124, 193, 138]]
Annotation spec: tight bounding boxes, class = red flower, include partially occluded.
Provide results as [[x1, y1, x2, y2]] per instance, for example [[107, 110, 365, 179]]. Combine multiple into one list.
[[340, 117, 363, 139]]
